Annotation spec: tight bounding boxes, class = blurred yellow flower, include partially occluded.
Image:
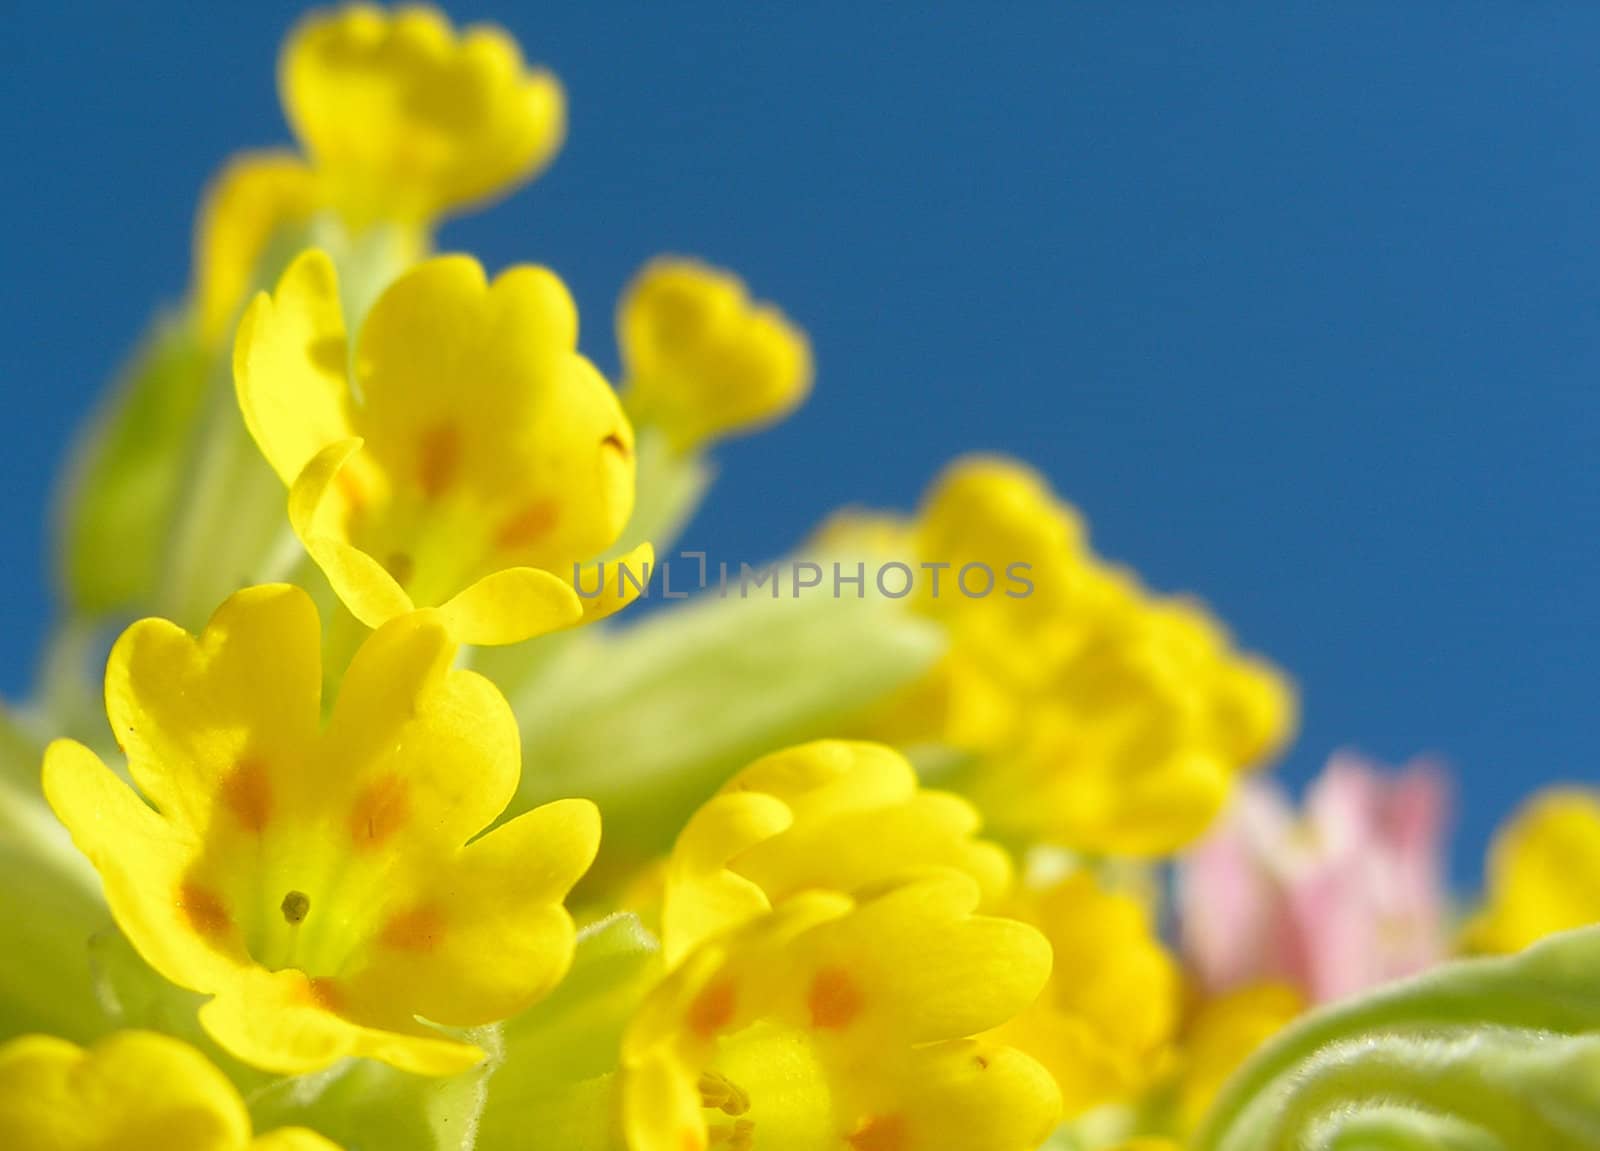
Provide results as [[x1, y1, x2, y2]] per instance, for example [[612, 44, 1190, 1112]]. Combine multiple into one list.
[[991, 872, 1181, 1116], [1173, 982, 1304, 1133], [43, 585, 599, 1075], [620, 258, 812, 452], [193, 152, 323, 347], [660, 740, 1012, 965], [192, 5, 564, 348], [972, 592, 1295, 856], [1464, 787, 1600, 954], [622, 874, 1059, 1151], [0, 1031, 339, 1150], [838, 455, 1296, 856], [236, 250, 651, 644], [282, 3, 565, 226]]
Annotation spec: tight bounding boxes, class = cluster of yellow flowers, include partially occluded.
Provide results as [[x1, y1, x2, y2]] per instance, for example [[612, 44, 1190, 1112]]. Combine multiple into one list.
[[4, 6, 1598, 1151], [826, 456, 1295, 856]]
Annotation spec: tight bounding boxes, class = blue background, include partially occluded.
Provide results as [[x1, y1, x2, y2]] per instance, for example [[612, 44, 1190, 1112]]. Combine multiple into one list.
[[4, 4, 1597, 885]]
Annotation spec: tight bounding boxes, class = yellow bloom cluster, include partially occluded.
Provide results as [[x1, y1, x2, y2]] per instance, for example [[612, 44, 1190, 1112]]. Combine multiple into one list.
[[196, 4, 564, 345], [19, 5, 1594, 1151], [626, 742, 1060, 1151], [236, 250, 651, 644], [837, 456, 1297, 856]]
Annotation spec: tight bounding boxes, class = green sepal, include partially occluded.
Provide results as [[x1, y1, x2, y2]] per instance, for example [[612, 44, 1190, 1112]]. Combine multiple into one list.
[[248, 1039, 496, 1151], [0, 706, 114, 1044], [612, 426, 714, 561], [1196, 925, 1600, 1151], [476, 913, 663, 1150], [56, 316, 210, 617]]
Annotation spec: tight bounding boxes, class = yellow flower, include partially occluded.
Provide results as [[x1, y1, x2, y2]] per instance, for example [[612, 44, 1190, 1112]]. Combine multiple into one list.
[[841, 455, 1296, 857], [0, 1031, 339, 1150], [972, 593, 1296, 856], [1173, 982, 1304, 1133], [622, 873, 1060, 1151], [619, 258, 812, 452], [43, 585, 600, 1075], [1464, 787, 1600, 954], [191, 7, 563, 349], [990, 872, 1181, 1116], [235, 249, 652, 645], [281, 3, 566, 226], [660, 740, 1012, 966], [193, 152, 323, 348]]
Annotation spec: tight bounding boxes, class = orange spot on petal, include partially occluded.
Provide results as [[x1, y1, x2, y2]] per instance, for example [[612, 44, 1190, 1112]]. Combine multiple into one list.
[[808, 966, 864, 1030], [349, 774, 409, 851], [687, 977, 738, 1040], [177, 882, 231, 938], [417, 422, 461, 500], [849, 1114, 908, 1151], [381, 905, 445, 953], [307, 976, 343, 1011], [221, 757, 272, 834], [494, 500, 560, 552]]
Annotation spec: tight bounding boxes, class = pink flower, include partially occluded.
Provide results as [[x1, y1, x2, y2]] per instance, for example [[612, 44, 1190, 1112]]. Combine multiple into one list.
[[1178, 752, 1450, 1005]]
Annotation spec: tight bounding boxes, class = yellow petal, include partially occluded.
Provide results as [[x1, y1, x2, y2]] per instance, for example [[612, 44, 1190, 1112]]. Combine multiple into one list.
[[340, 798, 599, 1026], [1176, 982, 1304, 1132], [842, 1039, 1061, 1151], [661, 790, 793, 965], [576, 541, 657, 622], [619, 257, 812, 451], [199, 966, 482, 1077], [321, 608, 522, 849], [725, 740, 917, 819], [799, 873, 1052, 1044], [195, 151, 322, 347], [288, 437, 416, 629], [0, 1031, 250, 1151], [730, 741, 1010, 904], [42, 740, 242, 995], [735, 789, 1012, 910], [914, 455, 1087, 634], [435, 566, 584, 646], [281, 4, 566, 223], [234, 248, 354, 486], [994, 873, 1181, 1114], [102, 583, 323, 832], [620, 1050, 703, 1151], [1466, 788, 1600, 954]]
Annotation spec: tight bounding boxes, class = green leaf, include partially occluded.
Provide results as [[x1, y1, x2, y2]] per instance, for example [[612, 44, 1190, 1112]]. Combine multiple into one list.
[[1195, 925, 1600, 1151]]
